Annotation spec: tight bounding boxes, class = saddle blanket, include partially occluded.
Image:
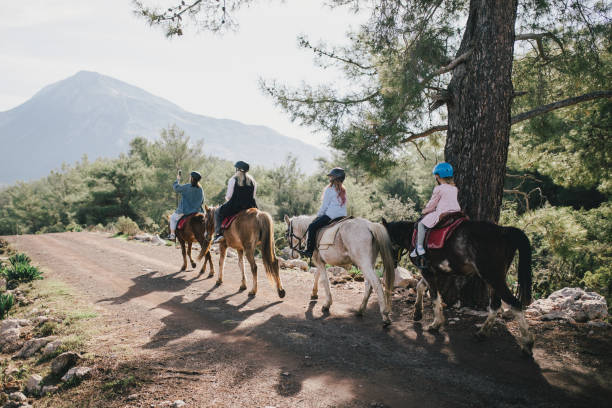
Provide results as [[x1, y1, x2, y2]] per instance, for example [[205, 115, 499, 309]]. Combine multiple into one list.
[[317, 216, 353, 249], [411, 212, 467, 250], [177, 213, 197, 230], [221, 213, 240, 230]]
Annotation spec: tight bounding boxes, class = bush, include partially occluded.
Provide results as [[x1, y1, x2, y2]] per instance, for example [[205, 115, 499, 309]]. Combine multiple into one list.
[[9, 253, 31, 266], [2, 262, 43, 284], [115, 216, 140, 236], [0, 293, 14, 319]]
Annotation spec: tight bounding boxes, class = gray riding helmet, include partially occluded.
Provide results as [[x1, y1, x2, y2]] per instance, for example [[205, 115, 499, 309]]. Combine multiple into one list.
[[327, 167, 346, 182]]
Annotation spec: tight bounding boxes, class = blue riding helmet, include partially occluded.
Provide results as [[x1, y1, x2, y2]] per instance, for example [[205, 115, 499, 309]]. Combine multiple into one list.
[[432, 162, 453, 178], [190, 171, 202, 181]]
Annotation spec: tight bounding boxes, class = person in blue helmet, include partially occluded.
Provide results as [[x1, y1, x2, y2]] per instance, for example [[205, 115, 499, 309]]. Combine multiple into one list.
[[168, 170, 204, 240], [212, 161, 258, 244], [411, 162, 461, 257]]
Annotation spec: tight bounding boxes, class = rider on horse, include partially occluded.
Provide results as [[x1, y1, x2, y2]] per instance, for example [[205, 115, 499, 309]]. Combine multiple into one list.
[[168, 170, 204, 240], [300, 167, 347, 258], [212, 161, 258, 244], [410, 162, 461, 258]]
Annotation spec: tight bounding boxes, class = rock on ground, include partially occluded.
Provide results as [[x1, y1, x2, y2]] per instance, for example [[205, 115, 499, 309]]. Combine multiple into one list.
[[280, 259, 309, 271], [8, 392, 27, 403], [394, 267, 419, 288], [13, 336, 57, 359], [0, 319, 30, 353], [61, 366, 92, 382], [42, 340, 63, 357], [527, 287, 608, 322], [279, 246, 299, 260], [51, 351, 80, 376], [25, 374, 42, 395]]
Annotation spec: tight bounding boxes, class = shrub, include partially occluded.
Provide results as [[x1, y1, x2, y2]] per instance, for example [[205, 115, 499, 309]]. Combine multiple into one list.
[[0, 293, 14, 319], [115, 216, 140, 236], [2, 262, 43, 284], [9, 253, 31, 266], [65, 222, 83, 232]]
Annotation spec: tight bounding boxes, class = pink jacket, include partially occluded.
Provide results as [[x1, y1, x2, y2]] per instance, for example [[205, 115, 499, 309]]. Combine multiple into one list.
[[421, 183, 461, 228]]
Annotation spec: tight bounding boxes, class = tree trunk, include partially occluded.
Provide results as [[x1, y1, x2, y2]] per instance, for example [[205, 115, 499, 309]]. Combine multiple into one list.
[[442, 0, 518, 308]]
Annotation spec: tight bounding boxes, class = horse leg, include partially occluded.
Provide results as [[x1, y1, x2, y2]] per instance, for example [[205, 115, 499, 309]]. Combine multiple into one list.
[[187, 242, 197, 269], [216, 243, 227, 286], [357, 280, 372, 317], [245, 249, 258, 297], [310, 264, 321, 300], [476, 291, 501, 339], [179, 239, 187, 272], [205, 252, 215, 278], [237, 249, 247, 291], [359, 262, 391, 325], [421, 272, 444, 331], [512, 308, 535, 356], [315, 260, 333, 312], [413, 278, 427, 321]]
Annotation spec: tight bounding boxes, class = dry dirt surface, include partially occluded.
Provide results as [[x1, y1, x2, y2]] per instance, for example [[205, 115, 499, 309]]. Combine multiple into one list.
[[4, 231, 612, 408]]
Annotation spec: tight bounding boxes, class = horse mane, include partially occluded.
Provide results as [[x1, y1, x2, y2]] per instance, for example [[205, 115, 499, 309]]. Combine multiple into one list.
[[290, 215, 316, 234]]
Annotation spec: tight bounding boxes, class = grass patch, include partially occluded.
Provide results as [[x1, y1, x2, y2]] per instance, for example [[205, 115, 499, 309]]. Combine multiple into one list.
[[102, 375, 139, 395], [0, 292, 15, 319], [36, 321, 59, 337]]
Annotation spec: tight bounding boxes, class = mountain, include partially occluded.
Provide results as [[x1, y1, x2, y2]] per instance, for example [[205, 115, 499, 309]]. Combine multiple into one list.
[[0, 71, 327, 184]]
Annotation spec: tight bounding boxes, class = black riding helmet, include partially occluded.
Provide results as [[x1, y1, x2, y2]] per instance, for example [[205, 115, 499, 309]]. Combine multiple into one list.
[[234, 161, 250, 172], [327, 167, 346, 182], [190, 171, 202, 181]]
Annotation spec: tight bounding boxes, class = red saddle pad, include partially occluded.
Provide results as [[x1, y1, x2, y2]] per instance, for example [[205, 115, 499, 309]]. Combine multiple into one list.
[[411, 217, 467, 250], [177, 213, 197, 230], [221, 213, 240, 230]]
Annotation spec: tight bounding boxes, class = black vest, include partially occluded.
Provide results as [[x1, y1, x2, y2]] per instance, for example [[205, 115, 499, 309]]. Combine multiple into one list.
[[222, 176, 257, 217]]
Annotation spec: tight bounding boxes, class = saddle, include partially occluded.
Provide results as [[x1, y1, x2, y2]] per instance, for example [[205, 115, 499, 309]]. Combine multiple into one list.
[[177, 213, 197, 230], [316, 216, 353, 250], [221, 213, 240, 230], [411, 211, 468, 250]]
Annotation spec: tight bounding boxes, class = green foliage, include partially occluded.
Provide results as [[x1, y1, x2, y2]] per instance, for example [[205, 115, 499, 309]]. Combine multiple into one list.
[[2, 262, 44, 284], [0, 293, 14, 319], [9, 253, 31, 266], [115, 216, 140, 236], [102, 375, 139, 395], [501, 202, 612, 308]]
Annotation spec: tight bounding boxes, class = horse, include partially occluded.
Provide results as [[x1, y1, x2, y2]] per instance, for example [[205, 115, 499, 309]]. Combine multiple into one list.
[[175, 206, 215, 276], [381, 217, 535, 355], [203, 208, 285, 298], [284, 215, 396, 326]]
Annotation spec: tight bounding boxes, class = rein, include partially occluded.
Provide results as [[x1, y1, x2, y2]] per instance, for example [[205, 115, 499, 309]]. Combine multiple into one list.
[[286, 219, 307, 252]]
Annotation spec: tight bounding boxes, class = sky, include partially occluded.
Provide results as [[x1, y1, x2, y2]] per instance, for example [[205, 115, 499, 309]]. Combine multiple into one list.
[[0, 0, 367, 148]]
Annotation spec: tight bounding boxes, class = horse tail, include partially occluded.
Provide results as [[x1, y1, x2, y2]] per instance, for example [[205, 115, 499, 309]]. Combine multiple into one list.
[[257, 211, 285, 297], [193, 214, 209, 261], [504, 226, 532, 308], [369, 222, 396, 307]]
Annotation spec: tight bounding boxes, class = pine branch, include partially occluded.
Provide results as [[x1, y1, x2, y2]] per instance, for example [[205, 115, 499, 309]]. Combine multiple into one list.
[[511, 90, 612, 125], [278, 90, 380, 105], [433, 49, 473, 76], [299, 37, 376, 72], [515, 32, 564, 60]]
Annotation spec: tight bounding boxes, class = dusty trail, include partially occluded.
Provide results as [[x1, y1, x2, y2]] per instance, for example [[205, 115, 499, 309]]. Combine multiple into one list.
[[4, 232, 611, 408]]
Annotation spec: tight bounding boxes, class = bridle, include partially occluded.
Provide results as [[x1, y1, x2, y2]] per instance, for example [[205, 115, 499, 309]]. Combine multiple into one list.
[[285, 219, 307, 253]]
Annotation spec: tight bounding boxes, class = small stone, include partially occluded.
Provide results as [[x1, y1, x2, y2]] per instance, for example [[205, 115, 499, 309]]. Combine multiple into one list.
[[127, 393, 139, 401], [41, 385, 58, 395], [159, 402, 173, 407], [42, 340, 63, 357], [25, 374, 42, 395], [61, 366, 92, 382], [13, 336, 57, 359], [52, 351, 80, 376], [172, 401, 186, 408], [8, 392, 27, 402], [281, 372, 290, 377]]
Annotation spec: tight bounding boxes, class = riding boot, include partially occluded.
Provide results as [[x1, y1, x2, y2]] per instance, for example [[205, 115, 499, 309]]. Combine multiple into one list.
[[212, 207, 224, 244]]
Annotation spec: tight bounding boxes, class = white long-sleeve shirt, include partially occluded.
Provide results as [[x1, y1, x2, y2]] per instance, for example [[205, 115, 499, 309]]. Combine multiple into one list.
[[317, 186, 347, 219], [225, 175, 257, 201]]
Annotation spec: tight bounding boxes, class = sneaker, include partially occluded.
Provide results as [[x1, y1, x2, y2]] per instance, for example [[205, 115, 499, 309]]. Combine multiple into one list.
[[167, 233, 175, 240], [299, 249, 313, 258], [410, 246, 425, 257], [212, 234, 224, 245]]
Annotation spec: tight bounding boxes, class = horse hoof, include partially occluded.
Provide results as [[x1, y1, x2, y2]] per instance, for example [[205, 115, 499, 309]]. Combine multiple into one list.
[[413, 311, 422, 321], [239, 285, 247, 291], [355, 310, 364, 317], [180, 267, 186, 272], [215, 280, 222, 286], [382, 317, 392, 327], [278, 289, 286, 298], [310, 295, 318, 300], [191, 262, 197, 268], [207, 272, 215, 278], [321, 306, 330, 313], [248, 291, 256, 298], [426, 324, 439, 332]]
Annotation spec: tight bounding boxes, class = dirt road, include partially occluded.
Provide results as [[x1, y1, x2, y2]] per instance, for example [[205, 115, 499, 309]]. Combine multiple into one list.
[[4, 232, 611, 407]]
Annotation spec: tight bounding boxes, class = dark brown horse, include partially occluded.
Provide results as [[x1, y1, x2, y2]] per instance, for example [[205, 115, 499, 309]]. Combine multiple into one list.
[[203, 208, 285, 298], [175, 206, 215, 276], [382, 218, 535, 355]]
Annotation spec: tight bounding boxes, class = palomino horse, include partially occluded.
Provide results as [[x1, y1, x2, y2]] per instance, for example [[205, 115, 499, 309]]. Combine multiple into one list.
[[381, 218, 535, 355], [203, 208, 285, 298], [175, 206, 215, 276], [284, 215, 396, 325]]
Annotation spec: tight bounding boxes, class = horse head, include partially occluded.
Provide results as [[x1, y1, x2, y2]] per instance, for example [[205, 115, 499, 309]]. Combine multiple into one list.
[[284, 215, 309, 256], [381, 218, 414, 266]]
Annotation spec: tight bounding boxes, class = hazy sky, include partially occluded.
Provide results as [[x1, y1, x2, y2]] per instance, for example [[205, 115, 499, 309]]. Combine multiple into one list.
[[0, 0, 367, 148]]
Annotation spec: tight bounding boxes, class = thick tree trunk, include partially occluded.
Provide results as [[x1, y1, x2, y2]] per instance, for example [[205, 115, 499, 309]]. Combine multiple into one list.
[[442, 0, 518, 308]]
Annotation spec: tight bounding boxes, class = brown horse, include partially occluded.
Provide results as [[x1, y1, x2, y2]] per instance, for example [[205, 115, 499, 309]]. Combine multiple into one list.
[[175, 206, 215, 276], [203, 208, 285, 298]]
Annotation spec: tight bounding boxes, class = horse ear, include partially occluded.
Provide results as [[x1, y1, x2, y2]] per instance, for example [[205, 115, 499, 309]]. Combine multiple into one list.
[[205, 205, 209, 211], [284, 214, 290, 225], [381, 217, 387, 226]]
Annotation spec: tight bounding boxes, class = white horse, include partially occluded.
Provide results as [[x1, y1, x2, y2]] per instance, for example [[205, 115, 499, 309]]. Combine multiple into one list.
[[284, 215, 396, 325]]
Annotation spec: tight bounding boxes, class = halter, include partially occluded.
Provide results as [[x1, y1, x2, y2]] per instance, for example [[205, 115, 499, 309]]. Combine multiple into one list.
[[285, 219, 307, 253]]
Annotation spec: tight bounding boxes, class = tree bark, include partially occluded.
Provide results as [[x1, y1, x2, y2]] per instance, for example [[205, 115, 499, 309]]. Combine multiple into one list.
[[442, 0, 519, 308]]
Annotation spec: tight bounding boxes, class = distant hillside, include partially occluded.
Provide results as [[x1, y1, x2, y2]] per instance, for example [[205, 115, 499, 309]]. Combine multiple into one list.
[[0, 71, 327, 184]]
